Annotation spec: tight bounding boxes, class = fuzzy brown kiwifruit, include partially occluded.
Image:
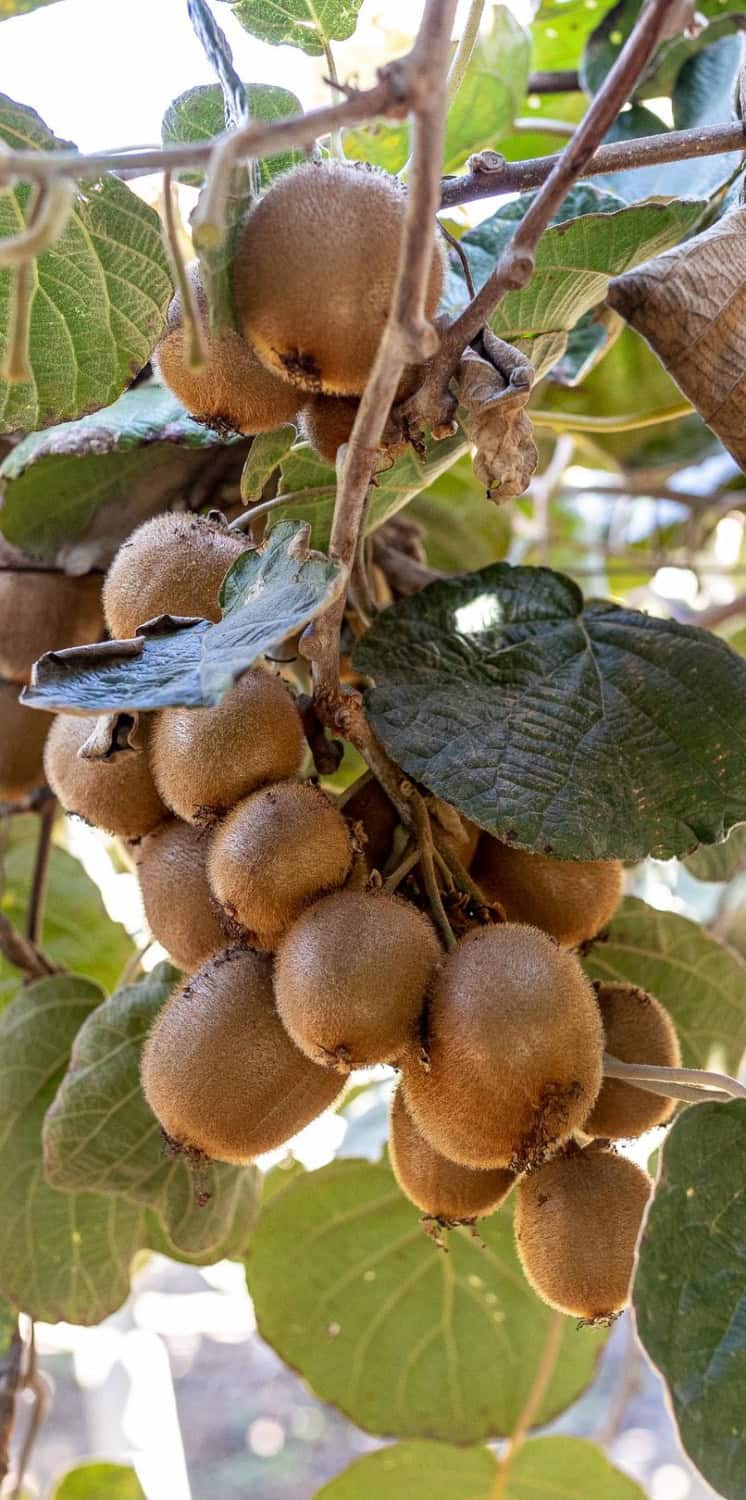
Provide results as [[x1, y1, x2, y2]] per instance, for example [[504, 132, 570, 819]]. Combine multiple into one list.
[[136, 818, 231, 971], [156, 265, 301, 434], [472, 838, 623, 947], [150, 670, 304, 825], [208, 780, 352, 950], [44, 713, 166, 838], [514, 1146, 653, 1320], [274, 889, 440, 1071], [0, 680, 52, 803], [0, 570, 103, 683], [140, 946, 345, 1162], [389, 1086, 515, 1223], [102, 512, 249, 640], [340, 775, 399, 872], [584, 982, 681, 1139], [401, 923, 604, 1171], [233, 162, 445, 396], [300, 395, 358, 464]]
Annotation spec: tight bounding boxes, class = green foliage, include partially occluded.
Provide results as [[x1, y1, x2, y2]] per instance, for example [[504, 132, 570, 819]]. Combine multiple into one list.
[[240, 423, 298, 501], [224, 0, 363, 54], [685, 823, 746, 882], [409, 453, 512, 573], [50, 1464, 146, 1500], [0, 0, 61, 17], [162, 82, 304, 186], [317, 1437, 646, 1499]]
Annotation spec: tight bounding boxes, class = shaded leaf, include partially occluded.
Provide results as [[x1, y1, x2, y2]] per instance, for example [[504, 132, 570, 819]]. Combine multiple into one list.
[[549, 305, 624, 386], [315, 1437, 645, 1499], [225, 0, 363, 54], [240, 423, 297, 501], [684, 823, 746, 881], [51, 1464, 146, 1500], [162, 81, 303, 187], [582, 0, 746, 97], [408, 453, 512, 574]]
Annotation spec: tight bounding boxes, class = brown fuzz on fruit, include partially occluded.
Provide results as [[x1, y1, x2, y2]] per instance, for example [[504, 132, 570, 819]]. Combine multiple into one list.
[[401, 923, 604, 1171], [300, 395, 358, 463], [514, 1146, 653, 1321], [340, 775, 399, 872], [585, 982, 681, 1139], [155, 265, 301, 434], [136, 819, 231, 971], [44, 713, 167, 838], [274, 889, 440, 1071], [150, 670, 304, 825], [472, 837, 623, 947], [0, 571, 103, 683], [208, 780, 352, 950], [102, 512, 249, 640], [233, 162, 445, 396], [0, 681, 52, 803], [389, 1086, 515, 1224], [140, 946, 344, 1162]]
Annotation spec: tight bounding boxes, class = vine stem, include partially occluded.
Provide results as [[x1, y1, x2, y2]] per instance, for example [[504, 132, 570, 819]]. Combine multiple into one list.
[[0, 1325, 25, 1489], [531, 401, 693, 433], [162, 171, 207, 373], [228, 486, 338, 530], [0, 915, 59, 981], [603, 1053, 746, 1102], [25, 791, 55, 947], [323, 43, 346, 161], [491, 1309, 565, 1498]]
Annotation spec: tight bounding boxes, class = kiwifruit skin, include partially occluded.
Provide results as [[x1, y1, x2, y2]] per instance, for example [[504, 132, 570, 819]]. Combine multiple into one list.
[[102, 512, 249, 640], [514, 1148, 653, 1319], [342, 776, 398, 871], [208, 780, 352, 950], [401, 923, 604, 1171], [389, 1086, 514, 1222], [0, 571, 103, 683], [44, 712, 166, 838], [150, 670, 304, 825], [300, 396, 358, 463], [274, 889, 440, 1070], [234, 163, 445, 396], [472, 838, 623, 947], [140, 946, 344, 1162], [585, 983, 681, 1139], [0, 680, 51, 802], [136, 818, 230, 971]]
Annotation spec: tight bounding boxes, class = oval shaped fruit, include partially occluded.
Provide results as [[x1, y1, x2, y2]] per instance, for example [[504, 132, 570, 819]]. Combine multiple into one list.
[[401, 923, 604, 1170], [140, 946, 344, 1162], [208, 780, 352, 949], [274, 889, 440, 1070], [389, 1086, 514, 1223], [44, 712, 166, 838], [300, 395, 358, 463], [233, 162, 445, 396], [0, 680, 51, 803], [102, 512, 248, 640], [514, 1146, 653, 1320], [585, 982, 681, 1139], [136, 818, 230, 971], [0, 570, 103, 683], [472, 838, 623, 947], [150, 670, 304, 824]]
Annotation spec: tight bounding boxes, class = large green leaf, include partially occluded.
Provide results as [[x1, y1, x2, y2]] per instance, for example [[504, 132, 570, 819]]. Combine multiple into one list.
[[51, 1464, 146, 1500], [0, 98, 171, 435], [316, 1437, 645, 1499], [162, 82, 303, 187], [684, 823, 746, 882], [635, 1100, 746, 1500], [531, 0, 615, 73], [246, 1158, 606, 1443], [354, 563, 746, 863], [224, 0, 363, 54]]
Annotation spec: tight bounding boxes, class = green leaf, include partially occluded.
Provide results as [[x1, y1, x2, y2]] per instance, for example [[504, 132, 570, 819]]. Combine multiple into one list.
[[353, 562, 746, 862], [684, 823, 746, 882], [531, 0, 614, 73], [24, 520, 342, 712], [240, 423, 297, 501], [582, 0, 746, 97], [584, 895, 746, 1073], [408, 452, 512, 574], [51, 1463, 146, 1500], [0, 98, 172, 435], [549, 305, 624, 387], [44, 966, 261, 1263], [246, 1158, 606, 1443], [162, 82, 304, 187], [225, 0, 363, 55], [315, 1437, 645, 1499], [0, 0, 61, 16], [634, 1100, 746, 1500]]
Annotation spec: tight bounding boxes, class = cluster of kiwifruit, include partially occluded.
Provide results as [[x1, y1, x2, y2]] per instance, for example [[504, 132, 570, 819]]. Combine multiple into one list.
[[155, 161, 444, 461]]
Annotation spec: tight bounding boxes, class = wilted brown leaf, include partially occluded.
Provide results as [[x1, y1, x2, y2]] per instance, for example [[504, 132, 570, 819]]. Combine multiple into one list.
[[458, 337, 538, 501]]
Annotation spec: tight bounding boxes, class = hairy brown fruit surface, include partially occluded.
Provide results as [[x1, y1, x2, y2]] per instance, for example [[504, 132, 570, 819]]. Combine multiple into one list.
[[401, 923, 604, 1170], [103, 512, 248, 640], [0, 681, 51, 803], [140, 947, 344, 1162], [300, 395, 358, 463], [0, 571, 103, 683], [585, 983, 681, 1139], [209, 781, 351, 949], [472, 838, 623, 946], [44, 713, 166, 837], [274, 889, 440, 1070], [136, 819, 230, 971], [341, 776, 398, 872], [515, 1147, 653, 1320], [389, 1086, 514, 1222], [150, 670, 304, 824], [234, 163, 444, 396]]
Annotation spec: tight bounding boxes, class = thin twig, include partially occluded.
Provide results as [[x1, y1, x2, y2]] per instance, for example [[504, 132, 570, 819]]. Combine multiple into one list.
[[528, 69, 581, 92], [227, 485, 338, 531], [383, 842, 420, 892], [603, 1052, 746, 1101], [11, 1327, 50, 1500], [324, 42, 346, 161], [25, 791, 55, 947], [0, 178, 75, 265], [491, 1309, 565, 1497], [0, 914, 60, 981], [403, 781, 456, 949], [0, 1325, 24, 1489], [531, 401, 693, 433], [512, 116, 576, 138], [439, 220, 475, 298], [162, 170, 207, 372]]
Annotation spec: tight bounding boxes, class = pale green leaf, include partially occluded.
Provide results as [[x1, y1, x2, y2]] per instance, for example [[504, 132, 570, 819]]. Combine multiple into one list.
[[684, 823, 746, 882], [51, 1463, 146, 1500], [226, 0, 363, 55], [315, 1437, 645, 1499], [162, 82, 304, 186], [240, 423, 297, 501]]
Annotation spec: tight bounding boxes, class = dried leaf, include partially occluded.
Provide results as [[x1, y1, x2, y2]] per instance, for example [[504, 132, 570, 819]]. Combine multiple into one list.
[[78, 711, 147, 761], [458, 343, 538, 501]]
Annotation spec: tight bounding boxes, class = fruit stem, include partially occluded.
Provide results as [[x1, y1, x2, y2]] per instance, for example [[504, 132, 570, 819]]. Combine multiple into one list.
[[603, 1053, 746, 1102], [162, 170, 208, 374], [25, 790, 56, 948], [401, 780, 456, 949], [383, 842, 421, 892], [491, 1308, 564, 1497], [323, 44, 346, 162]]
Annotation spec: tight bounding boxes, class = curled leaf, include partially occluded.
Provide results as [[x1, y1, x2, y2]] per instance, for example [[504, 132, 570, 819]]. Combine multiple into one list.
[[78, 711, 147, 761], [458, 340, 538, 501]]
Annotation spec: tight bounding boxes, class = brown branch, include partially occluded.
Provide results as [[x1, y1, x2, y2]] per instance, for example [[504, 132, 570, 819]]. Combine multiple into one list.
[[25, 792, 56, 948], [0, 914, 60, 981], [0, 1325, 24, 1488], [527, 69, 581, 93]]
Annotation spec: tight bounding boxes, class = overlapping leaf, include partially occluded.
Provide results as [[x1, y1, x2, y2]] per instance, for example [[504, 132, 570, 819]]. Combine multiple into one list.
[[684, 823, 746, 881], [316, 1437, 645, 1499], [162, 82, 303, 187], [224, 0, 363, 54]]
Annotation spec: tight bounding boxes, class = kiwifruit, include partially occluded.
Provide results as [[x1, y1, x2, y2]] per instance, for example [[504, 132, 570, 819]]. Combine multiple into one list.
[[150, 670, 304, 824], [208, 780, 352, 950], [401, 923, 604, 1171], [584, 982, 681, 1139], [233, 162, 445, 396], [341, 775, 399, 871], [140, 946, 345, 1163], [0, 681, 51, 803], [156, 264, 301, 434], [389, 1085, 515, 1223], [102, 512, 249, 640], [514, 1146, 653, 1320], [0, 570, 103, 683], [136, 818, 231, 971], [472, 837, 623, 947], [300, 395, 358, 464], [44, 712, 166, 838], [274, 889, 440, 1070]]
